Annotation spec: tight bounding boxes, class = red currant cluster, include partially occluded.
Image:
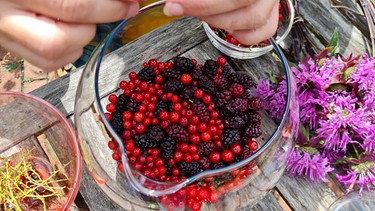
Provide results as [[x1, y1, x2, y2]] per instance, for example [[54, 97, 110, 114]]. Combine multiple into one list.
[[104, 55, 263, 210]]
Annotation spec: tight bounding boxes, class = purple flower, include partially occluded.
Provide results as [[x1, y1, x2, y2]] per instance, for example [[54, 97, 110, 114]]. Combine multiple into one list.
[[337, 160, 375, 192], [287, 148, 334, 182]]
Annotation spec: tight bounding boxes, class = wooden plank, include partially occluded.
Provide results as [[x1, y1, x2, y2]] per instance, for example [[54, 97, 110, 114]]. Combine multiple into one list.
[[299, 0, 371, 56]]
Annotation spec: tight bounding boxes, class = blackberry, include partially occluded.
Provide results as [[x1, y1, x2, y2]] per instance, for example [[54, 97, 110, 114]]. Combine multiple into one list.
[[203, 59, 218, 78], [212, 74, 229, 90], [240, 147, 253, 160], [165, 162, 174, 176], [109, 110, 123, 135], [126, 98, 139, 113], [115, 94, 130, 112], [178, 161, 203, 177], [242, 89, 255, 100], [214, 90, 232, 108], [223, 115, 247, 129], [247, 111, 262, 125], [166, 124, 190, 142], [173, 56, 195, 73], [229, 83, 244, 98], [160, 137, 176, 160], [248, 97, 264, 110], [180, 85, 197, 100], [137, 67, 155, 82], [161, 68, 181, 80], [225, 98, 249, 114], [190, 100, 210, 122], [197, 75, 216, 95], [221, 64, 233, 77], [227, 71, 255, 90], [211, 161, 226, 170], [191, 64, 204, 81], [245, 123, 262, 138], [147, 125, 165, 142], [198, 141, 216, 157], [163, 78, 184, 94], [134, 134, 157, 152], [155, 101, 173, 116], [222, 129, 242, 148], [198, 157, 210, 170]]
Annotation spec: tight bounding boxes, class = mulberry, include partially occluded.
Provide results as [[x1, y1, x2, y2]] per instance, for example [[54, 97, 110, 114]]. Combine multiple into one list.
[[161, 68, 181, 80], [212, 74, 229, 90], [163, 78, 184, 94], [245, 123, 262, 138], [223, 115, 247, 129], [147, 125, 165, 142], [178, 161, 203, 177], [126, 98, 139, 113], [166, 124, 190, 142], [180, 85, 197, 100], [198, 157, 210, 170], [109, 110, 123, 135], [138, 67, 155, 82], [115, 94, 130, 112], [225, 98, 249, 114], [228, 71, 255, 90], [198, 142, 216, 157], [228, 83, 244, 98], [134, 134, 157, 152], [155, 101, 173, 116], [211, 161, 226, 170], [203, 59, 218, 78], [222, 129, 242, 148], [190, 100, 210, 122], [197, 75, 216, 95], [173, 56, 195, 73], [160, 137, 176, 160], [248, 97, 264, 110], [191, 64, 204, 81]]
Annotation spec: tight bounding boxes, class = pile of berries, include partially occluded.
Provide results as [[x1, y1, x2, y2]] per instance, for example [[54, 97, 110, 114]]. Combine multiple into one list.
[[105, 56, 264, 210]]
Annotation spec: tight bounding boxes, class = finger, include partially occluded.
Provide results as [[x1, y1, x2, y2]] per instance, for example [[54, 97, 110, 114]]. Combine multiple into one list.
[[0, 9, 96, 70], [11, 0, 139, 23], [164, 0, 257, 17], [197, 0, 278, 31], [230, 5, 279, 45]]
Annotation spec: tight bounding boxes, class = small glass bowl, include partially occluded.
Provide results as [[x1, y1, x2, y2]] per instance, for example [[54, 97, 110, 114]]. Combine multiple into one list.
[[327, 190, 375, 211], [0, 91, 82, 211], [203, 0, 295, 59], [74, 1, 299, 210]]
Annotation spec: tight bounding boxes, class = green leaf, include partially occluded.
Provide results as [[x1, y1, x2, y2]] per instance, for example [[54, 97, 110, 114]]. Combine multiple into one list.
[[2, 62, 19, 72], [327, 29, 339, 54]]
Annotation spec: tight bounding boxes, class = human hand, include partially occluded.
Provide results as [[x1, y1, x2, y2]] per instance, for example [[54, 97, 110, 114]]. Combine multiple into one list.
[[163, 0, 279, 45], [0, 0, 140, 71]]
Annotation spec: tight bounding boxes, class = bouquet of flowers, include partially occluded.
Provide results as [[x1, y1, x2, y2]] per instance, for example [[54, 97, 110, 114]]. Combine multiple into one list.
[[255, 41, 375, 192]]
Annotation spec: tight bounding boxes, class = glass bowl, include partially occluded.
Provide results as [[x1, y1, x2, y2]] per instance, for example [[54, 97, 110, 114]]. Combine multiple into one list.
[[327, 190, 375, 211], [0, 91, 82, 211], [74, 1, 299, 210], [203, 0, 295, 59]]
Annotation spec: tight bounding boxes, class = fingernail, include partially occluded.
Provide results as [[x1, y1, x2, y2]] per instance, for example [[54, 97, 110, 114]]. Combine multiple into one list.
[[163, 2, 184, 17]]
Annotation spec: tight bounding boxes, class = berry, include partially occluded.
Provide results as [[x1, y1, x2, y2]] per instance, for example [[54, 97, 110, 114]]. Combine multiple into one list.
[[190, 100, 210, 122], [221, 150, 234, 162], [225, 98, 249, 114], [229, 83, 244, 98], [203, 59, 218, 78], [222, 129, 242, 148], [248, 140, 259, 151], [216, 56, 227, 66], [248, 97, 264, 110], [138, 67, 155, 82], [209, 151, 221, 163], [178, 161, 203, 177], [167, 124, 190, 142], [180, 74, 193, 85], [245, 123, 262, 138], [173, 56, 195, 73]]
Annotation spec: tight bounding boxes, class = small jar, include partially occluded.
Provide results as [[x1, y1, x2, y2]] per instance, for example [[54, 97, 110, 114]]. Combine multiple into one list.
[[203, 0, 295, 59]]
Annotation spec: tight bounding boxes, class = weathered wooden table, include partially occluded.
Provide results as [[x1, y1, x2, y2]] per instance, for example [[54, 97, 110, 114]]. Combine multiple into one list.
[[29, 0, 371, 210]]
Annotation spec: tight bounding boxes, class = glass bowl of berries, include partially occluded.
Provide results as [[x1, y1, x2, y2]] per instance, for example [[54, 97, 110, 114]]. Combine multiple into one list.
[[0, 91, 82, 211], [203, 0, 295, 59], [74, 1, 299, 210]]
